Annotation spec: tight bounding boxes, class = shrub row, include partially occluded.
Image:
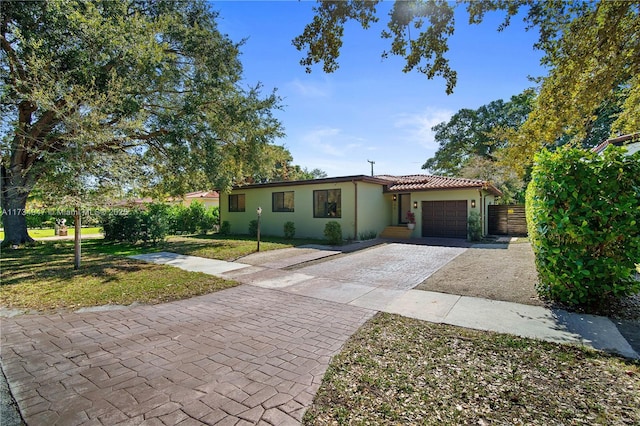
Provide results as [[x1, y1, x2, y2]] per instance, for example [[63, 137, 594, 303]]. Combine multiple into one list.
[[526, 146, 640, 307], [102, 202, 219, 244]]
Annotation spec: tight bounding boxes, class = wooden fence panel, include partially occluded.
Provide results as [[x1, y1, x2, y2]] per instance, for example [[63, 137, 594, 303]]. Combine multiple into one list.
[[488, 205, 527, 236]]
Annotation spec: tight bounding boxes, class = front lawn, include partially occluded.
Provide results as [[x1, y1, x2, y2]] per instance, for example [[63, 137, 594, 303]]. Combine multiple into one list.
[[0, 239, 238, 312], [0, 226, 102, 240], [0, 234, 324, 312], [304, 313, 640, 425]]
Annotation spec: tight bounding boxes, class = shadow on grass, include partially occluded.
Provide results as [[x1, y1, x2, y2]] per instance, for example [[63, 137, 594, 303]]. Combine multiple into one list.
[[0, 240, 148, 287]]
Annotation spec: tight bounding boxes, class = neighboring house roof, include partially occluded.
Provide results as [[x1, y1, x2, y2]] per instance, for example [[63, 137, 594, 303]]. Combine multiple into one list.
[[230, 174, 502, 196], [591, 132, 640, 154], [111, 197, 154, 207], [377, 174, 502, 196], [183, 191, 219, 200]]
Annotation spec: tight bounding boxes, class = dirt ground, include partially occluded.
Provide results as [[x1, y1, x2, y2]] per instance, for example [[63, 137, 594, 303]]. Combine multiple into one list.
[[415, 242, 543, 306]]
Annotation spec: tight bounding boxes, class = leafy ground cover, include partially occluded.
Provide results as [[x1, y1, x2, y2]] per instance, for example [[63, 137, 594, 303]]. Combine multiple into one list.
[[0, 227, 102, 240], [304, 313, 640, 425]]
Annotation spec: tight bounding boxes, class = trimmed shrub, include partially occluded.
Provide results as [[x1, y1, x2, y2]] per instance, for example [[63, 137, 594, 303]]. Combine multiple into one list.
[[219, 221, 231, 235], [324, 221, 342, 245], [284, 221, 296, 239], [168, 202, 218, 235], [358, 230, 377, 240], [526, 146, 640, 307], [101, 204, 169, 244], [248, 219, 258, 237], [467, 211, 482, 242]]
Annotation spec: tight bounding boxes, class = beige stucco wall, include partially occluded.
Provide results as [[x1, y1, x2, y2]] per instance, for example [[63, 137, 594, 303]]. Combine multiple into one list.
[[182, 198, 219, 209], [221, 180, 388, 239], [389, 188, 496, 238]]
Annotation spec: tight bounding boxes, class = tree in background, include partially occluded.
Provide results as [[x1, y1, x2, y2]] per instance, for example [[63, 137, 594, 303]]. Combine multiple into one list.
[[1, 0, 282, 245], [295, 1, 639, 167], [422, 89, 535, 177]]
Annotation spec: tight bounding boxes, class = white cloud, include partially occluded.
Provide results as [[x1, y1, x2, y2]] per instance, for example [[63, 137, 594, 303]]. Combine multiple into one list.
[[287, 78, 331, 98], [301, 127, 368, 157], [393, 107, 453, 151]]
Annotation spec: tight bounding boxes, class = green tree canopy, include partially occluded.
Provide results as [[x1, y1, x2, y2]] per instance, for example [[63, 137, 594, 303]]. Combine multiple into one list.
[[1, 0, 283, 245], [423, 89, 535, 176]]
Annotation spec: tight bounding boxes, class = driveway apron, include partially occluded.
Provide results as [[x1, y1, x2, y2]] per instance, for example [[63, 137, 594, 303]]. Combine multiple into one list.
[[1, 286, 374, 425]]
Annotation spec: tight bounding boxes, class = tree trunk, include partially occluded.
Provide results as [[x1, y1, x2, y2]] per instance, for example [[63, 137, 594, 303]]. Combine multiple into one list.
[[1, 165, 35, 246], [74, 205, 81, 270], [1, 191, 33, 246]]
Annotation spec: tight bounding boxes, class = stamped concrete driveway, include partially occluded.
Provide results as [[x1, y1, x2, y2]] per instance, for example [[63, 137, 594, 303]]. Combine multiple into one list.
[[1, 242, 465, 425], [1, 286, 373, 425], [229, 243, 466, 311]]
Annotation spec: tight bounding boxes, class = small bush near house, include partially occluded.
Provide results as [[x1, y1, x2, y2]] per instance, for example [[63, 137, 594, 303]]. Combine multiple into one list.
[[248, 219, 258, 237], [467, 211, 482, 242], [358, 230, 377, 240], [526, 146, 640, 307], [219, 221, 231, 235], [324, 221, 342, 245], [284, 221, 296, 239]]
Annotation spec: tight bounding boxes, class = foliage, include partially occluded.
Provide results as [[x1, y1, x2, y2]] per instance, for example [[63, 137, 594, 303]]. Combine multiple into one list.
[[526, 146, 640, 307], [0, 0, 283, 245], [284, 221, 296, 239], [296, 1, 639, 174], [219, 221, 231, 236], [467, 211, 482, 242], [423, 89, 535, 176], [458, 156, 525, 204], [358, 230, 378, 241], [248, 219, 259, 237], [249, 145, 328, 183], [168, 202, 218, 235], [406, 211, 416, 224], [324, 221, 343, 245], [101, 204, 169, 245]]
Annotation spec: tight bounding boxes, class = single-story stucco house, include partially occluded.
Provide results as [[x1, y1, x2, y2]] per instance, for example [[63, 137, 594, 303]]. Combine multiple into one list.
[[220, 174, 502, 240], [178, 191, 220, 208]]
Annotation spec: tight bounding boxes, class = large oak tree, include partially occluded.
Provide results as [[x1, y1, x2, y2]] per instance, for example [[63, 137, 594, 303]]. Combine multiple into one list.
[[1, 0, 283, 245]]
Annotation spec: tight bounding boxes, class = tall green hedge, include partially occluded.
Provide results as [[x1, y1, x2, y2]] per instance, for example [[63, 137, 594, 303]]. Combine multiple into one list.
[[526, 146, 640, 307], [101, 202, 219, 244]]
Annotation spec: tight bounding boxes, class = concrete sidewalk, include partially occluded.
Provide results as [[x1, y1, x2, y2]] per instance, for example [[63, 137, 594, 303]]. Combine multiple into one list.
[[131, 250, 639, 359]]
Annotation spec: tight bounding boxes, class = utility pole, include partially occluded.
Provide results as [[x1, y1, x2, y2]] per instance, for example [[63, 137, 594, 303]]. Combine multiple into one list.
[[367, 159, 375, 176]]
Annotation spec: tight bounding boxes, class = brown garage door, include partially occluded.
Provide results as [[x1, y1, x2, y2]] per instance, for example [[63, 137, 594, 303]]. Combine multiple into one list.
[[422, 200, 468, 238]]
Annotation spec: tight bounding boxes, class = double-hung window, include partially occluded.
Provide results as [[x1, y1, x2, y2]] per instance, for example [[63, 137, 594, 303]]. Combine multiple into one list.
[[313, 189, 341, 218], [228, 194, 245, 212], [272, 191, 294, 212]]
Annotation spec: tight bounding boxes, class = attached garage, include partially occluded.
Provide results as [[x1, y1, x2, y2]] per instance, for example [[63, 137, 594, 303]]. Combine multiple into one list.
[[422, 200, 468, 238]]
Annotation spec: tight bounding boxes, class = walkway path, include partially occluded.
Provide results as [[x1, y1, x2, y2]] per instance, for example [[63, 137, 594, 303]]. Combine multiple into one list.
[[2, 242, 637, 425], [134, 246, 638, 359]]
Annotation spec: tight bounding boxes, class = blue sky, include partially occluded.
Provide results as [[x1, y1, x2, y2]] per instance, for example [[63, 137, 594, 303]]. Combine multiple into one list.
[[212, 1, 545, 177]]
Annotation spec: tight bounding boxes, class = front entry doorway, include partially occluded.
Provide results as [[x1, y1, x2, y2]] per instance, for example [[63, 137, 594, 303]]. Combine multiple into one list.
[[398, 193, 412, 224]]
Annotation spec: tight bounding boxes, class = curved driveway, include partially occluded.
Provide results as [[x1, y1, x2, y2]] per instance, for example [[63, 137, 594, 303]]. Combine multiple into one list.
[[1, 243, 464, 425]]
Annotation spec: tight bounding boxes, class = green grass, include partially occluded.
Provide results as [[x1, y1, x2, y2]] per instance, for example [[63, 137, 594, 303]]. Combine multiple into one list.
[[0, 234, 324, 312], [0, 227, 102, 240], [304, 313, 640, 425], [91, 233, 324, 261]]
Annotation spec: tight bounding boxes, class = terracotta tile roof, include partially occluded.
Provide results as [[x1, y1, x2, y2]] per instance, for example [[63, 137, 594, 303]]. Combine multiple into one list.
[[377, 174, 502, 196]]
